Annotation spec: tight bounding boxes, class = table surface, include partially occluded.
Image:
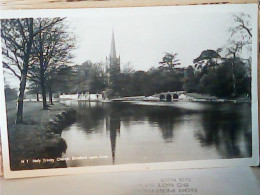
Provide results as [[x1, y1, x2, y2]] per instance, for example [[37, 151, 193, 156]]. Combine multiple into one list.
[[0, 0, 258, 9]]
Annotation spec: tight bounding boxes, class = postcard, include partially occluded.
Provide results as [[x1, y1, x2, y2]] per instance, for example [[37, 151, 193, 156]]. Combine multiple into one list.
[[0, 4, 258, 179]]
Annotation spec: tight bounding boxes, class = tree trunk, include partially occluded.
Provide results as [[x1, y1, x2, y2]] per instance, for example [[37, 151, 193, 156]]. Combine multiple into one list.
[[49, 87, 53, 105], [36, 92, 39, 101], [231, 53, 236, 97], [39, 29, 48, 110], [16, 71, 27, 123], [40, 68, 47, 109], [16, 18, 34, 124]]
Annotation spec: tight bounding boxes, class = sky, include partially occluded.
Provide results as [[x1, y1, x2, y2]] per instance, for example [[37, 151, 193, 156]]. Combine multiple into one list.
[[1, 5, 256, 89], [67, 6, 237, 71]]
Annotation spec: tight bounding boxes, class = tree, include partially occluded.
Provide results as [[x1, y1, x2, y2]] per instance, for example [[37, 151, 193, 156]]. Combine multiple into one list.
[[220, 56, 250, 97], [26, 82, 40, 101], [225, 41, 245, 96], [4, 81, 18, 102], [188, 13, 252, 98], [192, 46, 250, 97], [193, 49, 221, 72], [26, 63, 41, 101], [71, 61, 106, 94], [131, 71, 149, 96], [122, 62, 135, 74], [2, 18, 35, 123], [29, 18, 74, 108], [87, 62, 106, 93], [229, 13, 252, 41], [1, 18, 70, 122], [184, 66, 197, 93], [225, 13, 252, 97], [159, 52, 181, 72], [29, 18, 75, 107], [49, 65, 76, 94], [156, 53, 184, 93]]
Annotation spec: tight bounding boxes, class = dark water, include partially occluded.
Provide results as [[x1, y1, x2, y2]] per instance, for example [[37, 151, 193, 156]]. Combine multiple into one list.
[[61, 101, 252, 167]]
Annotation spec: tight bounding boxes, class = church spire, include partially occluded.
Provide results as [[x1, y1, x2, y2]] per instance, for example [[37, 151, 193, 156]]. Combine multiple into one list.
[[106, 30, 120, 75], [110, 31, 117, 58]]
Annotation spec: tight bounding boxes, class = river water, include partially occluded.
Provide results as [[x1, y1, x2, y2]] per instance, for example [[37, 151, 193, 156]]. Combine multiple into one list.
[[60, 101, 252, 167]]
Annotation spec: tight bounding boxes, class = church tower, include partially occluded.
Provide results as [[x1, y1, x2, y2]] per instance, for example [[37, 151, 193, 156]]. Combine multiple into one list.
[[106, 31, 120, 74]]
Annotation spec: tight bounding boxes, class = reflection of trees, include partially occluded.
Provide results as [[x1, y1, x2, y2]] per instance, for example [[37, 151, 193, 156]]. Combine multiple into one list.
[[145, 107, 184, 143], [73, 102, 251, 162], [112, 104, 185, 143], [75, 102, 186, 163], [108, 103, 187, 143], [76, 102, 105, 134], [195, 103, 251, 158], [158, 119, 174, 142]]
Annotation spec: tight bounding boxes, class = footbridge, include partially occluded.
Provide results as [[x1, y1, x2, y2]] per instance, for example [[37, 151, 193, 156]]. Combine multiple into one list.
[[154, 91, 185, 102]]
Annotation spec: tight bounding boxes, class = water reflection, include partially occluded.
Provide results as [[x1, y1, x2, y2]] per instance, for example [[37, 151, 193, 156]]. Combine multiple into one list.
[[106, 113, 121, 164], [195, 103, 252, 158], [76, 102, 105, 133], [61, 101, 252, 166]]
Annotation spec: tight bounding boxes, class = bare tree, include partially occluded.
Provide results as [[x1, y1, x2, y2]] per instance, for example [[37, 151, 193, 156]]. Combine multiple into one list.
[[229, 13, 252, 40], [229, 13, 252, 53], [1, 18, 66, 123], [1, 19, 35, 123], [30, 18, 75, 107], [122, 62, 135, 74], [226, 41, 245, 96], [225, 13, 252, 96]]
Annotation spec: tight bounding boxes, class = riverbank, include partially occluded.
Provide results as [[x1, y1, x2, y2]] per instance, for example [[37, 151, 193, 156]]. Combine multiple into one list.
[[6, 101, 76, 170], [106, 92, 250, 103], [185, 93, 250, 103]]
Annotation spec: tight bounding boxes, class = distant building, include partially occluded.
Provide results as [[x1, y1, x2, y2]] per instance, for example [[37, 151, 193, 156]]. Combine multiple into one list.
[[105, 31, 120, 80]]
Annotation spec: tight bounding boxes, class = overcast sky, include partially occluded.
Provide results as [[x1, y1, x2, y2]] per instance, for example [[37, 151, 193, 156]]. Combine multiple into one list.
[[67, 7, 240, 71], [2, 5, 256, 89]]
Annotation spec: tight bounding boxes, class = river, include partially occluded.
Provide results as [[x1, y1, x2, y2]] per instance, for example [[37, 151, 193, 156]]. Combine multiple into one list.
[[60, 101, 252, 167]]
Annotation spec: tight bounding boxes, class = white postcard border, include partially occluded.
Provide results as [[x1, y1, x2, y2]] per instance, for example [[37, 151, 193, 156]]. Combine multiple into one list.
[[0, 4, 259, 179]]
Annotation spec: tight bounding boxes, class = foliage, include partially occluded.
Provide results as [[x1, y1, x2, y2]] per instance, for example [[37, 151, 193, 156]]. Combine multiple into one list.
[[183, 66, 198, 93], [193, 49, 221, 72], [4, 84, 18, 101], [190, 49, 250, 97], [2, 11, 252, 119], [159, 52, 181, 72]]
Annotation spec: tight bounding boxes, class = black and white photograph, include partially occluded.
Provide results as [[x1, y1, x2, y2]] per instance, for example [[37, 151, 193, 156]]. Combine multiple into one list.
[[0, 4, 258, 178]]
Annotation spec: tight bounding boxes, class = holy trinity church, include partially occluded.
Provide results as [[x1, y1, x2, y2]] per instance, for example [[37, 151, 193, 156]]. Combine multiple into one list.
[[105, 31, 120, 76]]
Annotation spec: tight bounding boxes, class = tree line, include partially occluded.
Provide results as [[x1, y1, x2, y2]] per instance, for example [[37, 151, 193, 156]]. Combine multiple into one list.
[[63, 47, 250, 99], [58, 13, 252, 99], [2, 13, 252, 123], [1, 18, 75, 123]]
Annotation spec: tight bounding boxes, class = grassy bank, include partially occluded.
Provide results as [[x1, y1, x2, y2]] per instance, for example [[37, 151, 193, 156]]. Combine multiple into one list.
[[6, 101, 76, 171]]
